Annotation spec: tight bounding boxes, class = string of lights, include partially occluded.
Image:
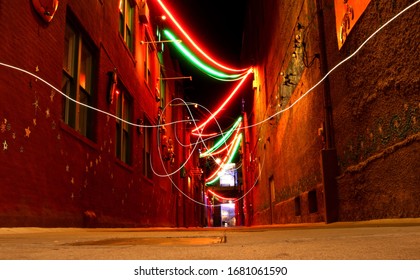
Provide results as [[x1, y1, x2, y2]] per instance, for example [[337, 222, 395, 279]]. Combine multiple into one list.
[[163, 30, 247, 81], [156, 0, 252, 74]]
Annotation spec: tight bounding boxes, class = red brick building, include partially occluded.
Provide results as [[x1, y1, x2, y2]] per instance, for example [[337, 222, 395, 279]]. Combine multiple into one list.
[[241, 0, 419, 224], [0, 0, 204, 227]]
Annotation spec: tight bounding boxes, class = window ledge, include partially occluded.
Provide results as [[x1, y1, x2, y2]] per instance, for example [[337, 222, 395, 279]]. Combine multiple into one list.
[[60, 121, 99, 150], [115, 158, 134, 172], [141, 175, 154, 186]]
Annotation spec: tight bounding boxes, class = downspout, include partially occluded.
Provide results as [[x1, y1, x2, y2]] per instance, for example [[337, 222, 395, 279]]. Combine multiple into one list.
[[242, 111, 251, 226], [316, 0, 339, 223]]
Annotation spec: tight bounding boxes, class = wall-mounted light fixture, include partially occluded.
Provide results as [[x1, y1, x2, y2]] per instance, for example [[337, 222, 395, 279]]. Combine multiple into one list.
[[157, 106, 165, 124], [31, 0, 59, 23], [107, 68, 118, 104], [136, 118, 143, 135], [252, 79, 258, 90]]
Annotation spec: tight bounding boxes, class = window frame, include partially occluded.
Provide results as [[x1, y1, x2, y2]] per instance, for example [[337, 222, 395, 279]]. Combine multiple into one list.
[[142, 117, 153, 179], [119, 0, 135, 53], [143, 30, 156, 91], [62, 21, 96, 140], [115, 86, 132, 165]]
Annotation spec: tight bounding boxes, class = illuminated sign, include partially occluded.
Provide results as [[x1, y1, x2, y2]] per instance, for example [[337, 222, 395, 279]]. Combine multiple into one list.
[[219, 163, 237, 187]]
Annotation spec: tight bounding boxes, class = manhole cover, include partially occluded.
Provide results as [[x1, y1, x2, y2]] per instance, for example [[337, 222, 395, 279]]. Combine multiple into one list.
[[68, 236, 226, 246]]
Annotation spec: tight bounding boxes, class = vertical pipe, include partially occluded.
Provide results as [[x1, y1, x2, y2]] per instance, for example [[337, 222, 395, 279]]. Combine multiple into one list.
[[316, 0, 335, 150], [316, 0, 339, 223], [242, 111, 251, 226]]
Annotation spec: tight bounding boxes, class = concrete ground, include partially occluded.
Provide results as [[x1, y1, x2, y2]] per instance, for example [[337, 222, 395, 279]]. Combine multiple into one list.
[[0, 218, 419, 260]]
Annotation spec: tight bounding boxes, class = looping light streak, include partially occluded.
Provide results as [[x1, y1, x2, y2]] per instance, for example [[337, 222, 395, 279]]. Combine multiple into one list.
[[157, 0, 251, 73], [207, 189, 235, 201]]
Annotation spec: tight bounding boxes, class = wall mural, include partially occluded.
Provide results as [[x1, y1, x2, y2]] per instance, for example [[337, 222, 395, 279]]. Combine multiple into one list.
[[335, 0, 372, 49]]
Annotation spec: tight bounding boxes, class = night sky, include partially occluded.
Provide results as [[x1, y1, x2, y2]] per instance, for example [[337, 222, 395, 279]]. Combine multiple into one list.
[[165, 0, 247, 130]]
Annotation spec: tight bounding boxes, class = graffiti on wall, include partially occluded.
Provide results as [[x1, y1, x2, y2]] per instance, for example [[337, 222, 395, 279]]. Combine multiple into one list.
[[335, 0, 372, 49], [338, 103, 420, 170]]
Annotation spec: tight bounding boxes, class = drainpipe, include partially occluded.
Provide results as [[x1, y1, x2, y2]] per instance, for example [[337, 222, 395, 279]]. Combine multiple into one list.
[[316, 0, 339, 223], [242, 111, 251, 226]]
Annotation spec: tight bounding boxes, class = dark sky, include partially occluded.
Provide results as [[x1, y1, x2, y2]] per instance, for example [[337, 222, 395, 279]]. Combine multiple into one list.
[[166, 0, 247, 130]]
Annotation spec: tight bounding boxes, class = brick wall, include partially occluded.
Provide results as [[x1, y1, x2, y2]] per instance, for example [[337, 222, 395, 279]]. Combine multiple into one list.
[[243, 0, 420, 224], [0, 0, 192, 227]]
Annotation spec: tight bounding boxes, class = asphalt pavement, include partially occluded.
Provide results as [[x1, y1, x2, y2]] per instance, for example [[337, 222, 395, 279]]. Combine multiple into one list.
[[0, 218, 419, 260]]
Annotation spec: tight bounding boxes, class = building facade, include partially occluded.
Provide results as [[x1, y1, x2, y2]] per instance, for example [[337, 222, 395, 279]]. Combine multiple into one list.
[[241, 0, 419, 224], [0, 0, 200, 227]]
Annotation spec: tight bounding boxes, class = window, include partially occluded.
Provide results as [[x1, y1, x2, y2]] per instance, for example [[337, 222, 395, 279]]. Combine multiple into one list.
[[294, 196, 301, 216], [143, 118, 153, 179], [308, 190, 318, 213], [119, 0, 134, 52], [115, 87, 131, 164], [62, 22, 95, 139], [144, 32, 155, 89], [159, 68, 166, 108]]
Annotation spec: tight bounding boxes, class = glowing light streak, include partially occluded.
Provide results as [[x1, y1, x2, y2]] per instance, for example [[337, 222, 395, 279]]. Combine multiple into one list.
[[204, 122, 242, 164], [206, 133, 243, 185], [191, 131, 218, 138], [204, 137, 235, 157], [205, 132, 241, 183], [192, 68, 253, 135], [163, 30, 244, 80], [157, 0, 251, 73], [208, 189, 235, 201], [200, 116, 242, 158]]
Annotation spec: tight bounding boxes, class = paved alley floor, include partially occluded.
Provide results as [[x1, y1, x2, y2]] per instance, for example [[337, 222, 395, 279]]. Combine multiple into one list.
[[1, 218, 419, 260]]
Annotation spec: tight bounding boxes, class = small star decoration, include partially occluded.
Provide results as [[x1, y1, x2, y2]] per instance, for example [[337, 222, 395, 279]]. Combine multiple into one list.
[[24, 127, 31, 138]]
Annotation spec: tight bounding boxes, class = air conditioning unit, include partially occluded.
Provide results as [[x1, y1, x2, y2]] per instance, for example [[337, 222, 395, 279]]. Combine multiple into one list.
[[139, 1, 149, 24]]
